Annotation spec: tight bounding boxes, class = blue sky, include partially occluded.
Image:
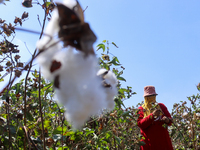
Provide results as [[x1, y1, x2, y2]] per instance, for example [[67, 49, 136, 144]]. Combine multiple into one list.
[[1, 0, 200, 112]]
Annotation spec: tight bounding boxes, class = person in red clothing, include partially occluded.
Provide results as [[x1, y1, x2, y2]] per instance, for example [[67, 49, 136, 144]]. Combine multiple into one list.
[[137, 86, 174, 150]]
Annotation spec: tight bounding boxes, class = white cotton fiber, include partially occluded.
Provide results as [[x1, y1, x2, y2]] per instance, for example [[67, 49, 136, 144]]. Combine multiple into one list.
[[97, 69, 118, 111], [104, 71, 118, 86], [97, 68, 118, 86], [105, 86, 118, 111], [53, 48, 107, 129], [96, 68, 108, 76], [37, 39, 62, 80], [62, 0, 77, 9], [104, 70, 118, 110], [53, 0, 77, 9]]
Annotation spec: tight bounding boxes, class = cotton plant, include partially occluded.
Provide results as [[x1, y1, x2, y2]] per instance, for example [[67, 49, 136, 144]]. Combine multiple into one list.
[[36, 0, 118, 129]]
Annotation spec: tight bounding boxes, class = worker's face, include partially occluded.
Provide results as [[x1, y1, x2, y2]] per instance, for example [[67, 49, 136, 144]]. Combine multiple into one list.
[[144, 95, 156, 104]]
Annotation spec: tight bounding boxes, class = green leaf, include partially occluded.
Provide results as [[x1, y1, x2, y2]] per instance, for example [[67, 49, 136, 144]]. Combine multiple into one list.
[[57, 146, 68, 150], [97, 43, 105, 52], [60, 109, 65, 113], [83, 128, 94, 136], [105, 131, 112, 139], [46, 2, 51, 7], [86, 130, 94, 136], [114, 135, 121, 144], [107, 57, 120, 66], [53, 126, 67, 134], [117, 76, 126, 82], [44, 120, 51, 128], [102, 40, 107, 43], [122, 111, 130, 117], [111, 42, 119, 48], [1, 114, 8, 119], [118, 88, 127, 94], [26, 112, 34, 121]]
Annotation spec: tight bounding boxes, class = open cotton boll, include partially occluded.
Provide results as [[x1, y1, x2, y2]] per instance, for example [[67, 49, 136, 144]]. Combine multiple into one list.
[[53, 48, 107, 129], [53, 48, 105, 103], [104, 71, 118, 86], [97, 68, 118, 86], [97, 69, 118, 111]]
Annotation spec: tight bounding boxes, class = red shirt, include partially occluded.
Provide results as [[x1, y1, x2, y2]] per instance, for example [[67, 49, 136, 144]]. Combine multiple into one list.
[[137, 103, 174, 150]]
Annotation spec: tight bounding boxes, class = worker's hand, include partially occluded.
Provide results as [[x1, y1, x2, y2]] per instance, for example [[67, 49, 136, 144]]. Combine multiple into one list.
[[161, 116, 170, 123], [152, 109, 160, 118]]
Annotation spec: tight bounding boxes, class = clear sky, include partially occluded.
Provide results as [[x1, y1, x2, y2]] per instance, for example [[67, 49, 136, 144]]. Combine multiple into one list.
[[1, 0, 200, 112]]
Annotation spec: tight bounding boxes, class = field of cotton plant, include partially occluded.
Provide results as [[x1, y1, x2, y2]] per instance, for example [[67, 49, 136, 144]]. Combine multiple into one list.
[[0, 0, 200, 149], [170, 90, 200, 150]]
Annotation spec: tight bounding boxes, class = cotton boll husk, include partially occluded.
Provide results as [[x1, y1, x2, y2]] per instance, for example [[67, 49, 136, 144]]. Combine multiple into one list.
[[0, 0, 4, 4], [54, 48, 107, 129]]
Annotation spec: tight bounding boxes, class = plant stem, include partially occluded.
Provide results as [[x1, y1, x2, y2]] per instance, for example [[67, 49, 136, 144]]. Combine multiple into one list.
[[39, 68, 46, 150]]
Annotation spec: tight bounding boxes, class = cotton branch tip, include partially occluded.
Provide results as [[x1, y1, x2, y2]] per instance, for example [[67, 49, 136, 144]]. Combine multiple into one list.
[[36, 9, 59, 50]]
